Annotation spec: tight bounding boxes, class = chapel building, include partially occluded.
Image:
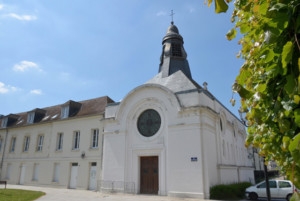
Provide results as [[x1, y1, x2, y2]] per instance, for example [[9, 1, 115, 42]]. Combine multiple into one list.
[[0, 22, 254, 199]]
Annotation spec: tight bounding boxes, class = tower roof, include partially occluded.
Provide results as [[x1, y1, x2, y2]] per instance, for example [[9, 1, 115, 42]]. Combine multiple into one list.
[[159, 22, 192, 79], [167, 23, 179, 34], [163, 22, 183, 44]]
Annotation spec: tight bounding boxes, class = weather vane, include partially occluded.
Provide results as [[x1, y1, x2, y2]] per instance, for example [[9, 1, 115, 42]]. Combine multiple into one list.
[[170, 10, 175, 24]]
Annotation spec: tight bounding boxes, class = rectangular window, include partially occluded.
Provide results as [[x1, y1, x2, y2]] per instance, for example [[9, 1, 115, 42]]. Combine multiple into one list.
[[53, 163, 60, 182], [6, 164, 11, 179], [32, 163, 39, 181], [23, 136, 30, 152], [73, 131, 80, 150], [279, 181, 291, 188], [171, 43, 182, 57], [56, 133, 63, 151], [91, 129, 99, 148], [27, 112, 35, 124], [61, 106, 69, 119], [1, 117, 8, 128], [10, 137, 16, 152], [37, 135, 44, 152]]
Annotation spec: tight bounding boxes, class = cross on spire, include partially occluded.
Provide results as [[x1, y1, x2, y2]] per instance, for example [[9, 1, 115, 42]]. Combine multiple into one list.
[[170, 10, 175, 24]]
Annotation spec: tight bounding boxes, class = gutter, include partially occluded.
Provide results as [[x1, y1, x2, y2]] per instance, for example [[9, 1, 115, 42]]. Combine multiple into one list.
[[0, 128, 8, 179]]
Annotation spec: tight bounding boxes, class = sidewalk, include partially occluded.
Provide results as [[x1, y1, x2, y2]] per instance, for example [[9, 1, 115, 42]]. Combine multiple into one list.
[[5, 184, 209, 201]]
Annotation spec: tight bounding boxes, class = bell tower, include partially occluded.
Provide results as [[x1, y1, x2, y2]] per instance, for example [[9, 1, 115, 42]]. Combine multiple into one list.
[[159, 21, 192, 79]]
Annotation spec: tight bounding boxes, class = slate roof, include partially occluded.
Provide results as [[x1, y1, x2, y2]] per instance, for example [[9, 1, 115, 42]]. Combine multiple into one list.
[[0, 96, 114, 129], [147, 71, 201, 92]]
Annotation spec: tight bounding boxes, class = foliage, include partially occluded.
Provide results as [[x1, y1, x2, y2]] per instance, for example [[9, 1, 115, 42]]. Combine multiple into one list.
[[0, 189, 45, 201], [290, 192, 300, 201], [206, 0, 300, 189], [210, 182, 252, 200]]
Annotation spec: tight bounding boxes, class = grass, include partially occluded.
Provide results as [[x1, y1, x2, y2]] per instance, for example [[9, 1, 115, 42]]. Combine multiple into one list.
[[0, 189, 45, 201]]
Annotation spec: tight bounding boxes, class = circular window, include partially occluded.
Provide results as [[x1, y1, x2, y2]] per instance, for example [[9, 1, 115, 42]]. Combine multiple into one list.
[[137, 109, 161, 137]]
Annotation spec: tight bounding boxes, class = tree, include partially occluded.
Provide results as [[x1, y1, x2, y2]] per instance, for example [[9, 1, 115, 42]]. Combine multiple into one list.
[[207, 0, 300, 190]]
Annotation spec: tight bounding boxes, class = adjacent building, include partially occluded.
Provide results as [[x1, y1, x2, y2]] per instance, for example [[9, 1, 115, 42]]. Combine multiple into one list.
[[0, 22, 254, 199]]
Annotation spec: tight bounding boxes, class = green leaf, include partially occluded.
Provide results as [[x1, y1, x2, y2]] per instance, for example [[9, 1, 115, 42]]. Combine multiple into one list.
[[284, 75, 296, 95], [233, 84, 253, 99], [226, 28, 237, 40], [215, 0, 228, 13], [289, 133, 300, 152], [294, 95, 300, 104], [258, 2, 269, 15], [294, 109, 300, 127], [237, 69, 251, 85], [256, 84, 267, 93], [282, 136, 290, 151], [207, 0, 213, 7], [282, 41, 293, 68], [269, 3, 287, 12], [240, 23, 251, 34], [260, 49, 275, 63]]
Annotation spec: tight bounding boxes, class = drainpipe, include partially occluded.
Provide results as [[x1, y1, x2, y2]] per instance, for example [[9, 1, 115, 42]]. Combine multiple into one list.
[[252, 148, 256, 170], [0, 128, 8, 179]]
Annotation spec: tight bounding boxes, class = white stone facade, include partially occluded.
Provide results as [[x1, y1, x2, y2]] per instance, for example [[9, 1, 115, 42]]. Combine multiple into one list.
[[102, 80, 254, 199], [0, 115, 103, 190], [0, 23, 255, 199]]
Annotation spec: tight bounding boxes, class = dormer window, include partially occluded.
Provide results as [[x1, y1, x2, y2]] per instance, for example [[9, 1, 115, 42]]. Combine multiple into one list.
[[61, 106, 69, 119], [27, 112, 35, 124], [26, 109, 46, 124], [1, 117, 8, 128], [60, 100, 82, 119]]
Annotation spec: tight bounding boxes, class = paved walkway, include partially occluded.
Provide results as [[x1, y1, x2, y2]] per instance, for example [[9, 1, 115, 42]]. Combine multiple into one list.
[[5, 185, 208, 201]]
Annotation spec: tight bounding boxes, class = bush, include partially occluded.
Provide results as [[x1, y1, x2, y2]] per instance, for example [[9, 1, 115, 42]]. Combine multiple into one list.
[[210, 182, 252, 200]]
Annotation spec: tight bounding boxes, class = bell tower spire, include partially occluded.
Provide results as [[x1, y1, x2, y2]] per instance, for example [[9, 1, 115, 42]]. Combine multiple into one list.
[[159, 19, 192, 79], [170, 10, 175, 25]]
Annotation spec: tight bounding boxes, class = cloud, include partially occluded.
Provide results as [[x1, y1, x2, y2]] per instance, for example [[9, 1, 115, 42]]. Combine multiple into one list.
[[30, 89, 42, 95], [0, 4, 3, 10], [5, 13, 37, 21], [13, 61, 42, 72], [0, 82, 17, 94], [156, 11, 167, 16]]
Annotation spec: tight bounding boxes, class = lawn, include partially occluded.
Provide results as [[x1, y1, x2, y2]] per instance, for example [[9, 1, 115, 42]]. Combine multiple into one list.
[[0, 189, 45, 201]]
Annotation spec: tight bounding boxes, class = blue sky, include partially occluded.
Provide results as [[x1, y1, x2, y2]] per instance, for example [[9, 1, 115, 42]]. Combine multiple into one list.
[[0, 0, 244, 117]]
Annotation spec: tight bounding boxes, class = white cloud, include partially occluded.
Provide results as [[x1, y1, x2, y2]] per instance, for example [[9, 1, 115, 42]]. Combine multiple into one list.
[[0, 4, 4, 10], [30, 89, 42, 95], [156, 11, 167, 16], [13, 61, 42, 72], [0, 82, 17, 94], [5, 13, 37, 21]]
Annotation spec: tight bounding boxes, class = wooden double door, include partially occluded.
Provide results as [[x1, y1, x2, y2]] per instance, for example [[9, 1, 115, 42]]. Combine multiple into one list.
[[140, 156, 159, 194]]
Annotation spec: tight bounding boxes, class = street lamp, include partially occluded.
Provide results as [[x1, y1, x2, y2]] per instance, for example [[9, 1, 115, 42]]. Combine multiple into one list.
[[238, 108, 271, 201]]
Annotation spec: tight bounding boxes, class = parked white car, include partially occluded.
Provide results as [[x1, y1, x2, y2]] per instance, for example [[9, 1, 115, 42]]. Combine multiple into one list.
[[245, 180, 298, 201]]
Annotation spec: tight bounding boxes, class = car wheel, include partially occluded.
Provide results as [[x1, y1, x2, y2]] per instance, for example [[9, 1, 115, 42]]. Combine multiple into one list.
[[286, 194, 292, 201], [249, 192, 258, 200]]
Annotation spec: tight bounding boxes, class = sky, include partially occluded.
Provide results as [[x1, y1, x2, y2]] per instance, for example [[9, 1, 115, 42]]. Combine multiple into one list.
[[0, 0, 244, 117]]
